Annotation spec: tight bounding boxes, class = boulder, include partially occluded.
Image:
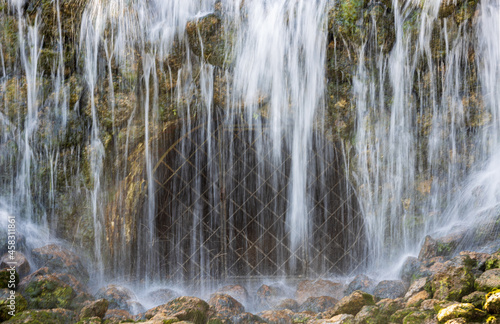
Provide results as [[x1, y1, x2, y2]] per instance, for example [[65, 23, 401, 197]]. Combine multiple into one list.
[[299, 296, 338, 313], [255, 284, 284, 309], [406, 290, 431, 307], [19, 268, 91, 310], [486, 251, 500, 271], [437, 303, 485, 323], [404, 277, 428, 300], [430, 262, 475, 301], [103, 309, 134, 323], [208, 293, 245, 320], [402, 309, 436, 323], [0, 253, 30, 277], [31, 244, 89, 284], [461, 291, 486, 309], [0, 288, 27, 321], [476, 269, 500, 292], [144, 296, 210, 324], [3, 308, 76, 323], [273, 298, 299, 312], [322, 314, 355, 324], [485, 291, 500, 314], [400, 256, 425, 284], [354, 305, 380, 324], [216, 285, 250, 305], [345, 274, 376, 295], [376, 298, 404, 319], [389, 307, 418, 323], [258, 309, 293, 324], [418, 232, 465, 261], [95, 284, 136, 313], [149, 288, 179, 305], [231, 312, 267, 324], [373, 280, 406, 300], [79, 298, 109, 320], [328, 290, 375, 316], [295, 279, 344, 303]]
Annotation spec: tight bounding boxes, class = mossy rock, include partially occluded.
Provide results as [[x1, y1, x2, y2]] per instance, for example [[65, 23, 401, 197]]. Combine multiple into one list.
[[437, 303, 486, 323], [353, 305, 380, 324], [476, 269, 500, 292], [4, 308, 76, 323], [0, 289, 28, 322], [486, 253, 500, 271], [0, 268, 19, 289], [21, 275, 77, 310], [144, 296, 210, 324], [402, 310, 435, 324], [485, 290, 500, 314], [430, 264, 475, 301], [331, 290, 375, 316], [389, 307, 418, 324], [462, 291, 486, 309]]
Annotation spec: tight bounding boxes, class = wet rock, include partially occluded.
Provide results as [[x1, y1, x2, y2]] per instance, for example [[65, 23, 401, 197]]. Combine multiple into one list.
[[401, 256, 426, 284], [19, 267, 91, 310], [316, 314, 355, 324], [0, 252, 30, 277], [437, 303, 485, 323], [299, 296, 338, 313], [126, 300, 145, 314], [461, 291, 486, 309], [344, 274, 376, 295], [418, 233, 464, 261], [405, 277, 428, 300], [95, 284, 137, 313], [376, 298, 404, 319], [373, 280, 406, 300], [0, 288, 27, 321], [430, 262, 475, 301], [216, 285, 250, 305], [231, 312, 267, 324], [406, 290, 431, 307], [0, 233, 26, 257], [273, 298, 299, 312], [208, 293, 245, 320], [295, 279, 344, 303], [0, 268, 18, 289], [256, 284, 284, 309], [144, 296, 210, 324], [103, 309, 134, 323], [258, 309, 293, 324], [486, 251, 500, 271], [149, 288, 179, 304], [354, 305, 380, 324], [403, 309, 436, 323], [328, 290, 375, 316], [476, 269, 500, 292], [79, 298, 109, 319], [31, 244, 89, 284], [485, 291, 500, 314], [3, 308, 76, 323]]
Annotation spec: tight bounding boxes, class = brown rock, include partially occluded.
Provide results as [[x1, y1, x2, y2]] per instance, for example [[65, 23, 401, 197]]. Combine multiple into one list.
[[299, 296, 338, 313], [273, 298, 299, 312], [144, 296, 210, 324], [404, 277, 428, 300], [476, 269, 500, 292], [373, 280, 406, 300], [216, 285, 250, 305], [208, 293, 245, 320], [0, 252, 30, 277], [406, 290, 430, 307], [103, 309, 134, 323], [328, 290, 375, 316], [232, 312, 267, 324], [31, 244, 89, 283], [295, 279, 344, 303], [79, 298, 109, 319], [256, 284, 284, 309], [96, 284, 137, 313], [430, 262, 475, 301], [258, 309, 294, 324]]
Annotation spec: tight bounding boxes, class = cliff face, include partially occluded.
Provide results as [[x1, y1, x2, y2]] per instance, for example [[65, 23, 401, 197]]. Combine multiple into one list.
[[0, 0, 490, 275]]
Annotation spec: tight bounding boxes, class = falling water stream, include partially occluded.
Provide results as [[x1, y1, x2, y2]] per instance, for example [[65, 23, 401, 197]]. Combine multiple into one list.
[[1, 0, 500, 294]]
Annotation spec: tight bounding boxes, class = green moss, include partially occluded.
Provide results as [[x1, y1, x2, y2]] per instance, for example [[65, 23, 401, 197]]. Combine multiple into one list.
[[4, 309, 75, 324], [23, 278, 76, 309], [390, 308, 418, 324], [402, 310, 434, 324], [0, 293, 27, 322], [0, 270, 18, 289]]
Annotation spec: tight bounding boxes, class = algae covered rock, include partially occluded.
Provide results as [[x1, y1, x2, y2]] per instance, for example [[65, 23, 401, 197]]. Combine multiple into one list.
[[462, 291, 486, 309], [437, 303, 485, 323], [0, 268, 18, 289], [144, 296, 210, 324], [402, 309, 436, 324], [354, 305, 380, 324], [485, 291, 500, 314], [430, 263, 475, 301], [216, 285, 250, 306], [79, 298, 109, 320], [0, 289, 27, 322], [324, 314, 355, 324], [208, 293, 244, 320], [4, 308, 76, 324], [329, 290, 375, 316], [476, 269, 500, 292]]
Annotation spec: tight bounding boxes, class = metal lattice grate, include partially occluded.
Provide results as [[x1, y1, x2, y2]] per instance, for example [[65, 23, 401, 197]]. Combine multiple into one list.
[[153, 113, 367, 281]]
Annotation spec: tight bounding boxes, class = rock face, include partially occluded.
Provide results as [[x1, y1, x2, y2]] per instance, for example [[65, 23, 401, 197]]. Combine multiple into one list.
[[295, 279, 344, 303], [208, 293, 245, 320], [31, 244, 89, 284], [373, 280, 407, 300], [329, 290, 375, 316], [476, 269, 500, 292], [144, 296, 210, 324]]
